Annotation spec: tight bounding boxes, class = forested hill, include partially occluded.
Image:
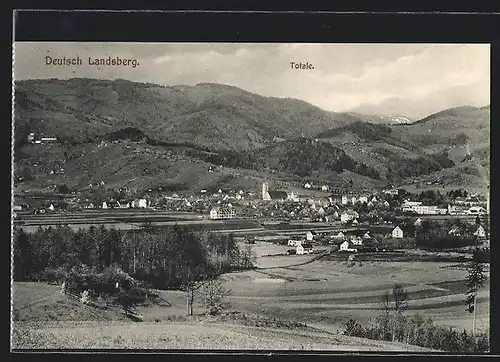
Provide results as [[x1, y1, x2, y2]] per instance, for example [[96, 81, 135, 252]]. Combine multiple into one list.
[[14, 78, 363, 151], [13, 78, 489, 192]]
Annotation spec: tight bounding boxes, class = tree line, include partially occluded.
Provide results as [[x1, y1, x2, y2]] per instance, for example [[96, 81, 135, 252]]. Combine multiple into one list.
[[13, 224, 255, 291], [343, 281, 489, 353]]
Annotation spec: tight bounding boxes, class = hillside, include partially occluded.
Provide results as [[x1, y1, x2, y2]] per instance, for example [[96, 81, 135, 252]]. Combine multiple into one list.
[[394, 106, 490, 151], [12, 282, 435, 351], [14, 79, 361, 151], [13, 79, 490, 192]]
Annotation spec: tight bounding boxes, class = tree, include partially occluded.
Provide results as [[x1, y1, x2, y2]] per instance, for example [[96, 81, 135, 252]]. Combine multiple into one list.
[[115, 288, 144, 317], [201, 277, 231, 315], [381, 284, 410, 341], [465, 255, 487, 337]]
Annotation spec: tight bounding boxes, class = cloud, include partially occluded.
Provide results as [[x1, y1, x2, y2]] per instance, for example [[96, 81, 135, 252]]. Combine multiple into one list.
[[14, 42, 489, 116]]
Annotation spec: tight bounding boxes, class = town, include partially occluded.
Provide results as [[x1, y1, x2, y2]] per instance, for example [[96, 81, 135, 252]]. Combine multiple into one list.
[[13, 179, 490, 253]]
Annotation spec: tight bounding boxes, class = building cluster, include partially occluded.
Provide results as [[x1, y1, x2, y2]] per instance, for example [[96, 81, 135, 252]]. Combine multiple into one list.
[[27, 133, 58, 144], [401, 199, 487, 216]]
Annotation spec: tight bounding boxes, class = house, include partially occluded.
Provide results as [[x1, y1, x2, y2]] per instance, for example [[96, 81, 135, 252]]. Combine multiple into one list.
[[48, 204, 55, 211], [321, 185, 328, 191], [358, 196, 368, 204], [332, 231, 345, 240], [363, 232, 371, 240], [352, 219, 358, 225], [468, 206, 487, 215], [341, 196, 349, 205], [367, 201, 374, 208], [209, 207, 236, 220], [132, 199, 148, 208], [414, 218, 422, 227], [268, 191, 288, 201], [40, 136, 58, 143], [306, 231, 314, 241], [371, 196, 378, 203], [304, 183, 312, 189], [383, 189, 399, 195], [351, 237, 363, 246], [287, 191, 299, 202], [318, 207, 325, 215], [341, 210, 359, 224], [392, 226, 404, 238], [297, 243, 313, 255], [102, 201, 108, 209], [383, 201, 390, 208], [448, 226, 461, 236], [13, 205, 22, 211], [288, 239, 303, 247], [474, 225, 486, 238], [351, 196, 358, 204], [340, 241, 357, 252]]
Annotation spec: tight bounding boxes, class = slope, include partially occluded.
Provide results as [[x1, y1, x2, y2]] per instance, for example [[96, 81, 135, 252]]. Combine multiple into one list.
[[14, 79, 361, 151]]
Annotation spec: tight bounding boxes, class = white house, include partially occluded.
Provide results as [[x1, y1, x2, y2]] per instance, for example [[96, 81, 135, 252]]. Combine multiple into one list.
[[210, 207, 236, 220], [341, 210, 359, 224], [48, 204, 55, 211], [371, 196, 378, 203], [318, 207, 325, 215], [102, 201, 108, 209], [383, 201, 390, 208], [340, 241, 357, 252], [414, 218, 422, 227], [367, 201, 374, 208], [392, 226, 404, 238], [332, 231, 345, 240], [359, 196, 368, 204], [297, 243, 313, 255], [351, 237, 363, 246], [363, 232, 371, 240], [341, 196, 349, 205], [132, 198, 148, 208], [321, 185, 328, 191], [449, 226, 461, 236], [352, 219, 358, 225], [306, 231, 314, 241], [288, 239, 303, 247], [474, 225, 486, 238], [468, 206, 487, 215], [304, 183, 312, 189], [351, 196, 358, 204]]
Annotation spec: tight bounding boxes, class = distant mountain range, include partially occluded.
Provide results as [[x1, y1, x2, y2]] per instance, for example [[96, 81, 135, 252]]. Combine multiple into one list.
[[13, 78, 490, 193], [351, 83, 490, 120]]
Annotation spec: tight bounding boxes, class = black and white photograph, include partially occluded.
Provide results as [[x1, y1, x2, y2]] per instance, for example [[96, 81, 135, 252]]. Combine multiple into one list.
[[11, 42, 490, 352]]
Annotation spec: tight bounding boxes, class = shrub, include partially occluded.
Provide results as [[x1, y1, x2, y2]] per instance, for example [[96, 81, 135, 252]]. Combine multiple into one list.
[[343, 314, 489, 353]]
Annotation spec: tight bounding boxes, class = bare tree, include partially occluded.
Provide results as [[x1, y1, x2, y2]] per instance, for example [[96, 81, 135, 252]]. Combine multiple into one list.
[[380, 284, 410, 341], [465, 255, 487, 337], [201, 277, 231, 316]]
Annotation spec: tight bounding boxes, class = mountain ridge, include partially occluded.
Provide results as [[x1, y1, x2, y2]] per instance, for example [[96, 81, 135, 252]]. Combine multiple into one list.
[[13, 78, 490, 192]]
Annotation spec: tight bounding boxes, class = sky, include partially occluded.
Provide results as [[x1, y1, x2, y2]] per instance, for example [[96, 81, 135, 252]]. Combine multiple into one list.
[[14, 42, 490, 119]]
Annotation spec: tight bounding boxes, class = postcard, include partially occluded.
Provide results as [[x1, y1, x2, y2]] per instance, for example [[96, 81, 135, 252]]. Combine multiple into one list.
[[11, 41, 490, 353]]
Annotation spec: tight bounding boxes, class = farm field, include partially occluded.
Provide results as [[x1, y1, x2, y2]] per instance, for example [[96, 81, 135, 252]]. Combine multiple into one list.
[[11, 247, 489, 350], [220, 256, 490, 334], [12, 282, 434, 351]]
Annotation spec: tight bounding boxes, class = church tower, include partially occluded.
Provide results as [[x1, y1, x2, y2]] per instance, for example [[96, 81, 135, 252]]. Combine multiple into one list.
[[262, 182, 271, 201]]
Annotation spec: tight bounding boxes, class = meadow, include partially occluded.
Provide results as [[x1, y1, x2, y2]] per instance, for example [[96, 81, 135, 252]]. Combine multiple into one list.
[[11, 241, 489, 350]]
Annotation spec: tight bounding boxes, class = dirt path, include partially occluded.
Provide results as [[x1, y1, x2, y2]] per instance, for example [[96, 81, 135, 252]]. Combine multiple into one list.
[[256, 251, 329, 270]]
